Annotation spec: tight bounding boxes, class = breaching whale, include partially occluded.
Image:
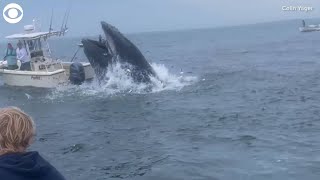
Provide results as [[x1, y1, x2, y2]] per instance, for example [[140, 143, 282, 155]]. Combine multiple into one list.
[[81, 21, 157, 83]]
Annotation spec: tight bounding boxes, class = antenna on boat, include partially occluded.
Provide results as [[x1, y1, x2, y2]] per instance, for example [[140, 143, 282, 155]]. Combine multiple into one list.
[[59, 11, 67, 36], [64, 6, 71, 34], [49, 9, 54, 33], [59, 4, 71, 36], [32, 19, 36, 31]]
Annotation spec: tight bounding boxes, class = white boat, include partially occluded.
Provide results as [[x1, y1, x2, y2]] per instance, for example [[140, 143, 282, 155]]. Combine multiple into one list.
[[299, 20, 320, 32], [0, 23, 94, 88], [299, 25, 320, 32]]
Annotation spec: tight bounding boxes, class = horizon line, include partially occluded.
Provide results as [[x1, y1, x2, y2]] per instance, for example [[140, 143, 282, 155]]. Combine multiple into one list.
[[0, 17, 317, 42]]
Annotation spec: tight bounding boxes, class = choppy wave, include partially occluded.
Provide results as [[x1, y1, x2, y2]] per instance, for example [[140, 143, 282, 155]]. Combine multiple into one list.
[[45, 62, 197, 100]]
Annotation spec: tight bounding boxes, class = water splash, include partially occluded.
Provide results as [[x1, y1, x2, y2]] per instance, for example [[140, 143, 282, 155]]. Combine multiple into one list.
[[46, 62, 197, 100]]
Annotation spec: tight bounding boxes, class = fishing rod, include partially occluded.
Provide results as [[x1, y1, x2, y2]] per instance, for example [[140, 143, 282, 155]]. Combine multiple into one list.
[[70, 44, 83, 62], [49, 9, 53, 33]]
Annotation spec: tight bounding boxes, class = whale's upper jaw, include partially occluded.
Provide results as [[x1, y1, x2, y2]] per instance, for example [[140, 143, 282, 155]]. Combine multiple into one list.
[[100, 21, 125, 56], [81, 21, 158, 83], [101, 21, 120, 36]]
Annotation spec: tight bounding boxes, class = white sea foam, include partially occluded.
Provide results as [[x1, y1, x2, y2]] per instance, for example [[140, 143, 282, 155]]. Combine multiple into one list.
[[46, 62, 197, 100]]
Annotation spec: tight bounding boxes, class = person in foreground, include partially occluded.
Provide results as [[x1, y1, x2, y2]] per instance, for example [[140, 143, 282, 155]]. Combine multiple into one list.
[[0, 107, 66, 180]]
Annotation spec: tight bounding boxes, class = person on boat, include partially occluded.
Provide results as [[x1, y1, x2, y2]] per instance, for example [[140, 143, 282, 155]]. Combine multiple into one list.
[[16, 42, 31, 71], [3, 43, 18, 70], [0, 107, 66, 180]]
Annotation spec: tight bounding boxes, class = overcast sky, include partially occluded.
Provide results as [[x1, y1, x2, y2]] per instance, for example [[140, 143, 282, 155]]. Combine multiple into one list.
[[0, 0, 320, 38]]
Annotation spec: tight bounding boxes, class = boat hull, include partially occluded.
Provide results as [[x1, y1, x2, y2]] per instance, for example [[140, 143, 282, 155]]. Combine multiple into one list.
[[299, 27, 320, 32], [0, 62, 95, 88], [0, 69, 68, 88]]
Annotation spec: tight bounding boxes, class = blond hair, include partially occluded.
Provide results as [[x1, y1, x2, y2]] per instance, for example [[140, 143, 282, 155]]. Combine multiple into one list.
[[0, 107, 35, 154]]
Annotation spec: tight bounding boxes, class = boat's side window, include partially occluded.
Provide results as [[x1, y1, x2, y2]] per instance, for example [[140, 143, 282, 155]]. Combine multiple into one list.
[[27, 40, 35, 51], [29, 39, 45, 59], [28, 39, 42, 52], [36, 39, 42, 50]]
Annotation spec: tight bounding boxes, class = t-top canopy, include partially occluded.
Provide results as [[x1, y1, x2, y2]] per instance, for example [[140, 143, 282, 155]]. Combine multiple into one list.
[[5, 31, 61, 40]]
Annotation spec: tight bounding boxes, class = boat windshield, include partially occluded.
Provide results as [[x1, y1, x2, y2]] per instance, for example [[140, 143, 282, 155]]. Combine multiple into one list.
[[27, 39, 42, 52]]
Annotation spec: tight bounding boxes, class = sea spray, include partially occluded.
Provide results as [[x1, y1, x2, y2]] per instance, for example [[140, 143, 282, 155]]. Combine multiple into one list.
[[46, 62, 197, 100]]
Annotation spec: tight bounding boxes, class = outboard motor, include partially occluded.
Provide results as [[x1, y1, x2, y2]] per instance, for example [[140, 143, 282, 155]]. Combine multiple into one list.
[[69, 62, 85, 85]]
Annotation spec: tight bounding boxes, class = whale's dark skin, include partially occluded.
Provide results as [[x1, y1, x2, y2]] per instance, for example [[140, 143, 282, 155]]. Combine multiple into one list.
[[82, 21, 156, 83]]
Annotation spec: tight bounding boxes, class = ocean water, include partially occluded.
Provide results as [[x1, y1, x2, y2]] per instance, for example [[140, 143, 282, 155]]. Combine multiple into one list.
[[1, 19, 320, 180]]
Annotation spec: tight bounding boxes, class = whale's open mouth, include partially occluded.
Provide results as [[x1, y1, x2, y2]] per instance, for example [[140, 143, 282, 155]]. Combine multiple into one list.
[[81, 21, 157, 84]]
